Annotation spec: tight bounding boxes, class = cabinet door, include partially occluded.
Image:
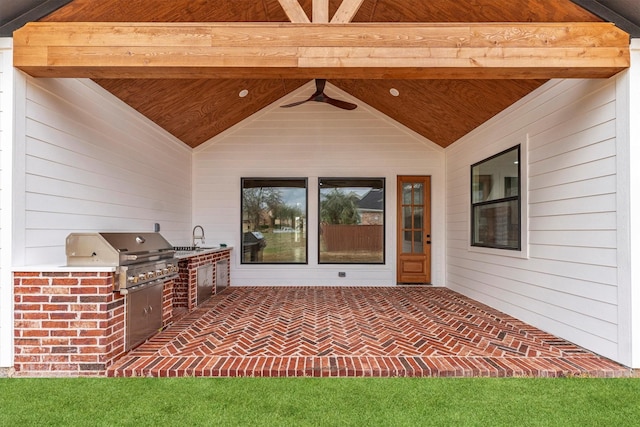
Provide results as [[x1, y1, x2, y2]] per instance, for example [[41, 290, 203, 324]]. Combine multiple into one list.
[[197, 264, 214, 305], [126, 282, 163, 350], [147, 281, 163, 334]]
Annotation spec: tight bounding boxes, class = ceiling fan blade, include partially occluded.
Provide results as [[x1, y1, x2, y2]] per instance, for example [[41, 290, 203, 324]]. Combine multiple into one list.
[[280, 99, 312, 108], [281, 80, 321, 107], [281, 78, 357, 110], [323, 97, 358, 110]]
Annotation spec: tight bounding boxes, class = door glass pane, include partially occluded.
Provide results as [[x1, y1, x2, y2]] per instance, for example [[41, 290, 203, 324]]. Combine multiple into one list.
[[403, 207, 412, 229], [414, 231, 423, 253], [403, 184, 412, 204], [413, 207, 423, 229], [413, 183, 423, 205], [403, 231, 412, 253]]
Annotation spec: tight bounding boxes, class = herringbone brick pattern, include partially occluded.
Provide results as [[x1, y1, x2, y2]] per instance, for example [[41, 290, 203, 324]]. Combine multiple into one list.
[[108, 287, 629, 377]]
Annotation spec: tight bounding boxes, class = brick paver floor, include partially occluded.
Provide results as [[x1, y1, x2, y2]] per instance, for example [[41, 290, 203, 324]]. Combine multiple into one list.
[[107, 287, 630, 377]]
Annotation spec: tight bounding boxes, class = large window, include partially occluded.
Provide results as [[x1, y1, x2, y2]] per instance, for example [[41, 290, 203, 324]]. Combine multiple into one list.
[[241, 178, 307, 264], [471, 146, 520, 250], [319, 178, 385, 264]]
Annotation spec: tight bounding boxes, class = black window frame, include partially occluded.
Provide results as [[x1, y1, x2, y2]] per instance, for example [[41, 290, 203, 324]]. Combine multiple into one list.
[[241, 177, 308, 265], [470, 145, 521, 251], [318, 177, 386, 265]]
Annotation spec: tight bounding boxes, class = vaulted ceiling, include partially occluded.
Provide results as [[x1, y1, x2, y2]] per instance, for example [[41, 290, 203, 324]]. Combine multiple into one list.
[[4, 0, 637, 148]]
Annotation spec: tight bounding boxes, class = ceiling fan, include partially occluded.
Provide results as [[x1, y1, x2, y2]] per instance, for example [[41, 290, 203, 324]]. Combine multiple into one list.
[[280, 79, 357, 110]]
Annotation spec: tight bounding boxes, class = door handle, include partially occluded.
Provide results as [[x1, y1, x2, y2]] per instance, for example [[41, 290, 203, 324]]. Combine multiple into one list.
[[426, 234, 431, 244]]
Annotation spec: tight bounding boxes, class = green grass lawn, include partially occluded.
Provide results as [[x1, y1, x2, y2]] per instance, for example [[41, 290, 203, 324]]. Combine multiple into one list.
[[259, 231, 382, 263], [261, 231, 307, 262], [0, 377, 638, 426]]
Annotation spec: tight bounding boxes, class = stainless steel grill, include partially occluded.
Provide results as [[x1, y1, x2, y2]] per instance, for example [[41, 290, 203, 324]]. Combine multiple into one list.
[[66, 232, 181, 350], [65, 232, 179, 294]]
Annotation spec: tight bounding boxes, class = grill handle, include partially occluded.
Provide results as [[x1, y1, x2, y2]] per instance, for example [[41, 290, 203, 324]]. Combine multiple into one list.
[[122, 251, 174, 264], [118, 273, 179, 295]]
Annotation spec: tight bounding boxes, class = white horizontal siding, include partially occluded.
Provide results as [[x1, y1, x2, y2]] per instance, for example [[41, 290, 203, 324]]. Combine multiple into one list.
[[529, 193, 616, 217], [17, 76, 192, 265], [194, 81, 445, 286], [447, 270, 618, 354], [445, 77, 626, 363], [447, 246, 618, 286]]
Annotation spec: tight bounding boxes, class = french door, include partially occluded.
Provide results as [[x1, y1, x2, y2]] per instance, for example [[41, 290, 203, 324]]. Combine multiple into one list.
[[397, 176, 431, 284]]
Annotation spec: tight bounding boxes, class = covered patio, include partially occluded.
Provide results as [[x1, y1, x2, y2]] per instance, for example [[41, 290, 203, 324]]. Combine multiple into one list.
[[2, 0, 639, 376], [108, 287, 629, 377]]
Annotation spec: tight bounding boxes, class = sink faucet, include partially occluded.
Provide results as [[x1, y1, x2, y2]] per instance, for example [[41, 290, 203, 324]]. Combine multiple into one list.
[[192, 225, 205, 247]]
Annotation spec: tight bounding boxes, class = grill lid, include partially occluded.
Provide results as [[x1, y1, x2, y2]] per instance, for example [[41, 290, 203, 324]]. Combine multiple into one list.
[[66, 232, 174, 267]]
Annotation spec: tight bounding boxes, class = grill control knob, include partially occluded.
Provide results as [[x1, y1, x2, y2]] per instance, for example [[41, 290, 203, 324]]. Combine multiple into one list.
[[147, 271, 155, 279], [128, 275, 137, 284], [138, 273, 146, 281], [156, 269, 163, 276], [162, 268, 169, 275]]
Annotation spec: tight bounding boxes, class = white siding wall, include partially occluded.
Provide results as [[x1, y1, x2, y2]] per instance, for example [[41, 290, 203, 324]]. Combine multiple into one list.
[[0, 39, 13, 367], [194, 81, 445, 286], [445, 77, 629, 364], [13, 75, 192, 266]]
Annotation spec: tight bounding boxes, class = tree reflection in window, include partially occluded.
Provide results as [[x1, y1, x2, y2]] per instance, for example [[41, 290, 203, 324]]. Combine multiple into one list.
[[319, 178, 385, 264], [241, 178, 307, 264]]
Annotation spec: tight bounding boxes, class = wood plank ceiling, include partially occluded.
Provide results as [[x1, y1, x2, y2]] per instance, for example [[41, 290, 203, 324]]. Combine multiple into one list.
[[34, 0, 614, 148]]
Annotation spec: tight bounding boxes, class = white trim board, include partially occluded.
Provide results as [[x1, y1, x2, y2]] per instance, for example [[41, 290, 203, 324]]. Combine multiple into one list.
[[626, 39, 640, 368], [0, 38, 14, 367]]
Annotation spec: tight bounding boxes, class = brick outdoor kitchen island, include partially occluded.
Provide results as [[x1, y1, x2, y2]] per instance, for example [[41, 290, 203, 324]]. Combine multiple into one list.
[[12, 247, 231, 376]]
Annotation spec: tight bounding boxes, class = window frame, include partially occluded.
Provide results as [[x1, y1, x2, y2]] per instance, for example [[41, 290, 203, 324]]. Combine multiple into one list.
[[318, 177, 386, 265], [240, 177, 308, 265], [470, 145, 521, 251]]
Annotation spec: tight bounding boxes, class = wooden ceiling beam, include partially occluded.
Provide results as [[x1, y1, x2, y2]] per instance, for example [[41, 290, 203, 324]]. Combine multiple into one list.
[[313, 0, 329, 23], [13, 22, 630, 79], [331, 0, 366, 24], [277, 0, 310, 23]]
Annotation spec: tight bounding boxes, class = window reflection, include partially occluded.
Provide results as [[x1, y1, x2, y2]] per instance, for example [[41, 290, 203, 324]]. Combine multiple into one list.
[[470, 146, 521, 250], [241, 178, 307, 264], [319, 178, 385, 264]]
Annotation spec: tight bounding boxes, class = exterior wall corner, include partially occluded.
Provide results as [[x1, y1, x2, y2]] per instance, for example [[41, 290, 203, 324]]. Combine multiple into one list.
[[624, 38, 640, 368], [0, 38, 15, 368]]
